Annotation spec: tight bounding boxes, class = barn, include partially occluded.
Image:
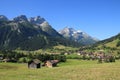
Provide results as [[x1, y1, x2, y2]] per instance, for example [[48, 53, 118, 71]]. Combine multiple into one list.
[[28, 59, 41, 69], [44, 60, 59, 68]]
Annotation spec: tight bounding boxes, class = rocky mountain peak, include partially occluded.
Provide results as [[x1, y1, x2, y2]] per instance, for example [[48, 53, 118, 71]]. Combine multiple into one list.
[[13, 15, 28, 22], [59, 27, 73, 34], [59, 27, 83, 37], [40, 21, 50, 27], [29, 16, 45, 25], [0, 15, 8, 21], [0, 15, 80, 50], [59, 27, 99, 45]]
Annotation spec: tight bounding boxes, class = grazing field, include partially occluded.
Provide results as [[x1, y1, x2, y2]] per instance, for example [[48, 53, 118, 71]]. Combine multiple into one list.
[[0, 59, 120, 80]]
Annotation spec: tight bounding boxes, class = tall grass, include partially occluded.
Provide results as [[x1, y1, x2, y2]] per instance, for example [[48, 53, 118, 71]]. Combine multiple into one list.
[[0, 60, 120, 80]]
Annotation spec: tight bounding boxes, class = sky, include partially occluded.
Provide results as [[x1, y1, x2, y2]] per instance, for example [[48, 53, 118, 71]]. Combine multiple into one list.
[[0, 0, 120, 40]]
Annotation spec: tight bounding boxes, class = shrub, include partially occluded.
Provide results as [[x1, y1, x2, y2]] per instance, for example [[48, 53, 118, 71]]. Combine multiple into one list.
[[109, 56, 115, 62], [18, 57, 30, 63], [116, 41, 120, 47]]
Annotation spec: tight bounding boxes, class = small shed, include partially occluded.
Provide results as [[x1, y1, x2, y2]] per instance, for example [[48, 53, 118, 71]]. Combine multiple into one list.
[[2, 58, 10, 63], [28, 59, 41, 69], [45, 60, 59, 68]]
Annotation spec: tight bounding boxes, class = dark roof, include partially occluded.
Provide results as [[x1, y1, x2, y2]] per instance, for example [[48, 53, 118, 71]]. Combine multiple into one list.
[[28, 59, 40, 64]]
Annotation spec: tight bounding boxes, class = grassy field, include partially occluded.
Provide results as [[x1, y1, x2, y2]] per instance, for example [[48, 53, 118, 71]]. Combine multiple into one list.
[[0, 59, 120, 80]]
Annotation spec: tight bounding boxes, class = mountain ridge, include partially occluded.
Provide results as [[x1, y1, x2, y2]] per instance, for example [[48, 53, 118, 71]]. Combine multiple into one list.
[[59, 27, 99, 45], [93, 33, 120, 48], [0, 15, 81, 50]]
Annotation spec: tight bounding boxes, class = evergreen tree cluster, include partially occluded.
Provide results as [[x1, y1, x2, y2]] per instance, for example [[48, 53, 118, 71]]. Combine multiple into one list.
[[0, 50, 66, 63]]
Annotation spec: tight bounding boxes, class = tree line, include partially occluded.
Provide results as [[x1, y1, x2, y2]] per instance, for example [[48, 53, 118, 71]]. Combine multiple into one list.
[[0, 50, 66, 63]]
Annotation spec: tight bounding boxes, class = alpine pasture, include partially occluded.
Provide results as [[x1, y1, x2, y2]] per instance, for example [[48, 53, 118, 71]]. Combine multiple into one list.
[[0, 59, 120, 80]]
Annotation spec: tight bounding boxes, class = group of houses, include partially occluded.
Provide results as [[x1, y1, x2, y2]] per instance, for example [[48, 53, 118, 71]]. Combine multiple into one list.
[[77, 50, 115, 63], [28, 59, 59, 69]]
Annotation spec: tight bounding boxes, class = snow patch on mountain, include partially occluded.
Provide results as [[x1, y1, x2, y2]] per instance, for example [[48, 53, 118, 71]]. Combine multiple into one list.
[[59, 27, 99, 45]]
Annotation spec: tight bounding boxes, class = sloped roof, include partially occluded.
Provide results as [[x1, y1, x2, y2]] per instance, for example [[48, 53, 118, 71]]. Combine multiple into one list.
[[49, 60, 59, 64], [32, 59, 40, 64]]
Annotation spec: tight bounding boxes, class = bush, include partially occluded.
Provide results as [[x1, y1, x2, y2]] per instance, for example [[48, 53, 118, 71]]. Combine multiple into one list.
[[66, 54, 82, 59], [98, 58, 102, 63], [58, 55, 66, 62], [18, 57, 31, 63], [104, 56, 115, 63], [34, 54, 67, 62], [109, 56, 115, 62], [116, 41, 120, 47], [115, 55, 120, 60]]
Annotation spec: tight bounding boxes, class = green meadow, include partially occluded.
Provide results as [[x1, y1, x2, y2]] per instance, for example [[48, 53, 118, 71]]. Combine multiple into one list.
[[0, 59, 120, 80]]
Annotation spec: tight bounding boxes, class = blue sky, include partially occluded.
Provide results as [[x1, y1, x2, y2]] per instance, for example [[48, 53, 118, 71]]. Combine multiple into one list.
[[0, 0, 120, 40]]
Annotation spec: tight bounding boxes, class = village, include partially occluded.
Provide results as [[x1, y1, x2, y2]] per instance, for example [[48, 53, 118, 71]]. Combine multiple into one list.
[[0, 49, 117, 69]]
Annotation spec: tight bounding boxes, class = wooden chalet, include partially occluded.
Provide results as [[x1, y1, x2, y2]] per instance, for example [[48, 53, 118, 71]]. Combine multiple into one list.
[[28, 59, 41, 69], [44, 60, 59, 68]]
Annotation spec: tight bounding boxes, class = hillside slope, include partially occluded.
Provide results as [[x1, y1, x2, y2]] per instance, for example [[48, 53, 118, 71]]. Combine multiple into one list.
[[93, 33, 120, 49], [0, 15, 81, 50]]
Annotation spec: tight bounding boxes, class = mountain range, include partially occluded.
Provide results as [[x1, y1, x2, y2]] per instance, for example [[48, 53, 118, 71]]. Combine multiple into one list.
[[0, 15, 101, 50], [0, 15, 82, 50], [59, 27, 99, 45]]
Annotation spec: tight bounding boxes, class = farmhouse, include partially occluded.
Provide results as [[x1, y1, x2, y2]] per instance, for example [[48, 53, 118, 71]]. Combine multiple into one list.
[[28, 59, 41, 69], [44, 60, 59, 68]]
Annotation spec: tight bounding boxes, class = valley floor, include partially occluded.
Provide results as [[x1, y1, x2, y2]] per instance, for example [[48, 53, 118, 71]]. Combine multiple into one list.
[[0, 59, 120, 80]]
